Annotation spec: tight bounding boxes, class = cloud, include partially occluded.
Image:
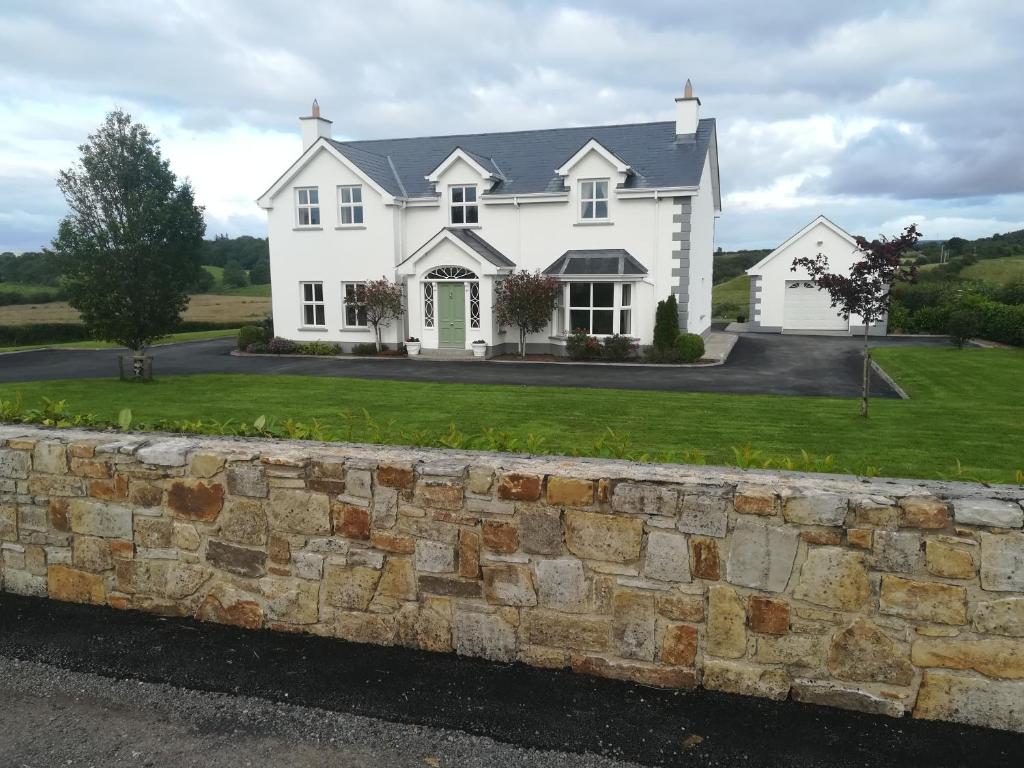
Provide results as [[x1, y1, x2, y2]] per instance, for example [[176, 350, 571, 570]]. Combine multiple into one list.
[[0, 0, 1022, 251]]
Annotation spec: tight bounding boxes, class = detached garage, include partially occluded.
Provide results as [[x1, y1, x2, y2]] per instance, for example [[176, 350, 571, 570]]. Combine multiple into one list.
[[746, 216, 886, 336]]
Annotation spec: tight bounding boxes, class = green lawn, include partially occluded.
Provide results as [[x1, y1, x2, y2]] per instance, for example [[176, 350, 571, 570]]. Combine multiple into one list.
[[201, 265, 271, 297], [0, 328, 238, 353], [712, 275, 750, 318], [0, 346, 1020, 483]]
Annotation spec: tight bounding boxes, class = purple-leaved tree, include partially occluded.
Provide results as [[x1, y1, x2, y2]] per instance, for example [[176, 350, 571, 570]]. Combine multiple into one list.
[[362, 277, 404, 352], [792, 225, 920, 418], [494, 271, 560, 357]]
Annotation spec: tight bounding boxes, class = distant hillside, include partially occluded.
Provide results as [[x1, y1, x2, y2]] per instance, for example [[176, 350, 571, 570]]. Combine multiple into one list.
[[712, 249, 770, 284]]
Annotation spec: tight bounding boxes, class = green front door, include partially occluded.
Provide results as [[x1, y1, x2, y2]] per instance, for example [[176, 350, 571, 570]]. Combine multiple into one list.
[[438, 282, 466, 348]]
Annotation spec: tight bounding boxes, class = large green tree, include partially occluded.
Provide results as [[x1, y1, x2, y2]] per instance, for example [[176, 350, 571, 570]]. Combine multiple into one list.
[[53, 109, 206, 356]]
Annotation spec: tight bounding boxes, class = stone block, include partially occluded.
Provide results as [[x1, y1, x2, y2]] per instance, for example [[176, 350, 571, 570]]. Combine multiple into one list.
[[870, 530, 924, 574], [32, 443, 68, 475], [524, 610, 610, 651], [725, 518, 799, 593], [173, 523, 201, 551], [534, 558, 589, 613], [291, 551, 324, 580], [826, 618, 913, 685], [707, 584, 746, 658], [167, 479, 225, 522], [879, 575, 967, 625], [417, 575, 481, 599], [734, 486, 778, 516], [217, 499, 268, 545], [925, 539, 977, 579], [342, 468, 372, 499], [973, 597, 1024, 637], [188, 452, 225, 479], [914, 671, 1024, 732], [3, 568, 47, 597], [482, 563, 537, 607], [754, 634, 825, 666], [564, 510, 643, 563], [496, 472, 541, 501], [376, 557, 416, 600], [898, 496, 949, 529], [467, 467, 494, 496], [0, 504, 16, 541], [266, 489, 331, 535], [520, 508, 562, 554], [644, 530, 691, 583], [72, 536, 113, 572], [791, 681, 904, 718], [376, 464, 415, 490], [18, 505, 48, 533], [571, 653, 696, 688], [323, 564, 381, 609], [457, 529, 480, 578], [30, 474, 86, 497], [677, 489, 730, 537], [0, 449, 32, 479], [205, 540, 267, 578], [688, 536, 720, 580], [136, 439, 194, 466], [912, 637, 1024, 679], [48, 565, 105, 605], [196, 585, 263, 629], [70, 458, 111, 478], [371, 531, 416, 555], [129, 482, 163, 507], [794, 547, 869, 611], [547, 476, 594, 507], [612, 589, 656, 660], [414, 540, 455, 573], [702, 659, 790, 701], [68, 499, 132, 539], [415, 479, 464, 510], [370, 487, 398, 529], [783, 494, 847, 526], [660, 623, 698, 666], [657, 594, 704, 622], [333, 611, 397, 645], [347, 549, 384, 569], [846, 528, 872, 550], [979, 532, 1024, 591], [332, 503, 371, 540], [953, 498, 1023, 529], [226, 464, 268, 498], [453, 610, 517, 662], [611, 483, 676, 516], [482, 520, 518, 553], [748, 596, 789, 635]]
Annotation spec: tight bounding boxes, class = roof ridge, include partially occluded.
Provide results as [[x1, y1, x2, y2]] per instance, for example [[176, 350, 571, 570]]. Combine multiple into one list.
[[341, 119, 696, 145]]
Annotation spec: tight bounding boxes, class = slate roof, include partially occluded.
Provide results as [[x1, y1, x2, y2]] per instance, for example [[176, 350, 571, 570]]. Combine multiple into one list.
[[543, 249, 648, 276], [327, 119, 715, 199], [444, 227, 515, 268]]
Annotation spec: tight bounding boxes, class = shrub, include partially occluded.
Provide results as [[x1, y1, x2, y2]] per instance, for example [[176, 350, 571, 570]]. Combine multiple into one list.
[[298, 341, 341, 356], [995, 278, 1024, 306], [886, 301, 913, 333], [601, 334, 638, 361], [653, 295, 680, 351], [352, 342, 388, 356], [237, 325, 266, 350], [913, 305, 952, 334], [266, 337, 297, 354], [257, 315, 275, 339], [245, 342, 268, 353], [675, 333, 705, 362], [565, 329, 601, 360], [222, 260, 249, 288], [947, 307, 981, 348]]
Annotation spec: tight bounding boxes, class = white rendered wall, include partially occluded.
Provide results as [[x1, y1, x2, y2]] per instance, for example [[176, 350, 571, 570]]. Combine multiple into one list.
[[685, 158, 716, 335]]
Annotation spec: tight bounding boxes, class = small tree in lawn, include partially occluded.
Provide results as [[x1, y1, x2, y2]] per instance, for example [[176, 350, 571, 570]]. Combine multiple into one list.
[[494, 270, 560, 357], [363, 277, 404, 352], [792, 225, 919, 418], [52, 109, 205, 373]]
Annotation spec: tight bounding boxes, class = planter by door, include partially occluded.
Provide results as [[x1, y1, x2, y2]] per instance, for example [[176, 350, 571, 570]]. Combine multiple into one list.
[[438, 282, 466, 348]]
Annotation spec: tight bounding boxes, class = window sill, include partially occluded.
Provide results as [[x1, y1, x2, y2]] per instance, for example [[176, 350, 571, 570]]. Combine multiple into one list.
[[293, 226, 323, 231], [338, 327, 372, 332], [335, 225, 367, 230], [296, 326, 328, 332], [573, 220, 613, 227], [448, 224, 482, 230]]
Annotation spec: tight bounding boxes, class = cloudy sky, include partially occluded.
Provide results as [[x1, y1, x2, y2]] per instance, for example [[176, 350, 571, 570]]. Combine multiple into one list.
[[2, 0, 1023, 252]]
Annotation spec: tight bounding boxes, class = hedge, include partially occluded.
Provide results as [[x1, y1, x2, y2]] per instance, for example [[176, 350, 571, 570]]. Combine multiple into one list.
[[0, 321, 239, 347]]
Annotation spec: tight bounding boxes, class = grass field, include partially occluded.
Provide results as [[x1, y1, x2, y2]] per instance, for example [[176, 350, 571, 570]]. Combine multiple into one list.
[[0, 346, 1019, 483], [202, 265, 272, 297], [0, 328, 238, 353], [0, 293, 270, 326], [0, 282, 60, 293], [712, 275, 750, 318], [958, 255, 1024, 285]]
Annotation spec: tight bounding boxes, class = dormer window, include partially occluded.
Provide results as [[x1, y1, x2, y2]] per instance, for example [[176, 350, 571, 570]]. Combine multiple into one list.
[[450, 185, 478, 226], [580, 179, 609, 220], [338, 185, 364, 226], [296, 187, 320, 227]]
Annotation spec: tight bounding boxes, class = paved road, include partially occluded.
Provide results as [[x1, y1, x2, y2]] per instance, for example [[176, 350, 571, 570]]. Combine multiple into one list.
[[1, 595, 1020, 767], [0, 333, 952, 397]]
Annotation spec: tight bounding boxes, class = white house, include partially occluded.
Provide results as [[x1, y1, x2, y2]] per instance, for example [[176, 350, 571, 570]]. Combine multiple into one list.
[[257, 82, 721, 355], [746, 216, 886, 336]]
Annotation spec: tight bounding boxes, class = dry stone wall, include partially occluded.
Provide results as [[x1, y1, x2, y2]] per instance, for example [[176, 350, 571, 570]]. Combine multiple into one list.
[[2, 425, 1023, 732]]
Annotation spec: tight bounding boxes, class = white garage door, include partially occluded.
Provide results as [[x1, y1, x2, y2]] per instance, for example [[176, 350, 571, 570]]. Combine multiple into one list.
[[782, 280, 848, 331]]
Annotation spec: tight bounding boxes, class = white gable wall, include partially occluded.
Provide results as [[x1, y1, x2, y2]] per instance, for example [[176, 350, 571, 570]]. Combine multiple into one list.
[[685, 157, 716, 335]]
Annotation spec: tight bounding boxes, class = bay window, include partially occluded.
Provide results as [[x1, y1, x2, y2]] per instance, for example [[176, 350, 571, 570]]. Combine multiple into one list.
[[566, 282, 633, 336]]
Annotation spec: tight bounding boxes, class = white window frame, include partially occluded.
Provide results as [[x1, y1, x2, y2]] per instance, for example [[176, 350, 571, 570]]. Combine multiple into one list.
[[295, 187, 321, 228], [565, 281, 633, 336], [300, 281, 326, 327], [579, 178, 609, 221], [341, 282, 369, 328], [449, 184, 479, 226], [337, 185, 364, 227]]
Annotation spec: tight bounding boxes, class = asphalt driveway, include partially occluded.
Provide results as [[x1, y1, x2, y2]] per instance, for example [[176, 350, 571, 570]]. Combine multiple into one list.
[[0, 333, 951, 397]]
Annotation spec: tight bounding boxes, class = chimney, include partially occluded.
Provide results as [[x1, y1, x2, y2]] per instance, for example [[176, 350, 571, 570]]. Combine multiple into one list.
[[299, 99, 332, 151], [675, 79, 700, 136]]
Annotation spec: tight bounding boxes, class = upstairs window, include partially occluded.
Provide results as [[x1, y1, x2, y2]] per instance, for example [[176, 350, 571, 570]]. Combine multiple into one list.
[[342, 282, 368, 327], [450, 184, 478, 225], [300, 282, 325, 326], [580, 179, 609, 220], [338, 185, 364, 225], [296, 187, 320, 227]]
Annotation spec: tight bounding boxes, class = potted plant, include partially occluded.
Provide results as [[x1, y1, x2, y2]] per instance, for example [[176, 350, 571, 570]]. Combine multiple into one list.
[[471, 339, 487, 358], [406, 336, 421, 356]]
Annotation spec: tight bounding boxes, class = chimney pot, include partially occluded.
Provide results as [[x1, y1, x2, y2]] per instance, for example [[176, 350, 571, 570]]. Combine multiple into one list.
[[299, 100, 332, 151], [312, 99, 320, 118], [684, 79, 693, 99]]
